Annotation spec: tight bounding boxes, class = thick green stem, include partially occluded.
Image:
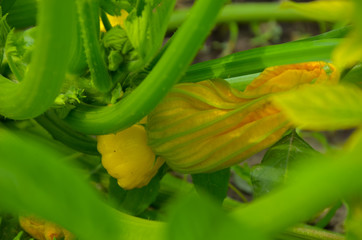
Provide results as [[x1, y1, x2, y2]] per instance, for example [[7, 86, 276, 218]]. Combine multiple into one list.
[[35, 111, 99, 156], [168, 3, 313, 30], [63, 0, 228, 135], [0, 0, 75, 119], [181, 39, 340, 83], [280, 224, 345, 240], [76, 0, 112, 92]]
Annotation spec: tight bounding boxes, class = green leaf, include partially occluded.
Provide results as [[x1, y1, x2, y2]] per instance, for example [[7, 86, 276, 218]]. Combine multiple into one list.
[[251, 131, 316, 198], [272, 84, 362, 130], [108, 165, 165, 216], [167, 194, 269, 240], [124, 0, 176, 70], [342, 64, 362, 88], [191, 168, 230, 205]]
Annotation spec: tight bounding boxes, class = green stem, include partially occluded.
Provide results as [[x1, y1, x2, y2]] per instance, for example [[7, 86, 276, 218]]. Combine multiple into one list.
[[228, 183, 247, 203], [230, 132, 362, 238], [35, 111, 99, 156], [315, 201, 343, 228], [181, 39, 340, 83], [63, 0, 228, 135], [168, 2, 313, 30], [100, 10, 112, 32], [0, 0, 75, 119], [76, 0, 112, 93], [280, 224, 345, 240]]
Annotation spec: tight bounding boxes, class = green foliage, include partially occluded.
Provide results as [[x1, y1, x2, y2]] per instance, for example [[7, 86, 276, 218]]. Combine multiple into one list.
[[124, 0, 176, 70], [251, 131, 317, 198], [192, 168, 231, 205]]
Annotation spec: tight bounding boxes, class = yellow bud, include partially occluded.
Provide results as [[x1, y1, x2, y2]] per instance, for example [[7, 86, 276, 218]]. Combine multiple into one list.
[[97, 125, 164, 190], [147, 62, 338, 174], [19, 216, 74, 240]]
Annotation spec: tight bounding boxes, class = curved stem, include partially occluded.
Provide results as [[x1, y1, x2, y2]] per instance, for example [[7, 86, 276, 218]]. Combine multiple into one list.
[[0, 0, 75, 119], [63, 0, 228, 135], [35, 111, 99, 156], [76, 0, 112, 92]]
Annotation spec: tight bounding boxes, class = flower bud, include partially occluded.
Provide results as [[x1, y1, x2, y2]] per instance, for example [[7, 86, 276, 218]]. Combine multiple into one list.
[[146, 62, 338, 174]]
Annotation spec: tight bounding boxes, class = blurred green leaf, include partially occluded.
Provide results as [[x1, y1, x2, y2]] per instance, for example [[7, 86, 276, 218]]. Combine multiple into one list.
[[272, 84, 362, 130], [342, 64, 362, 88], [108, 165, 165, 216], [251, 131, 316, 198], [124, 0, 176, 70], [192, 168, 230, 205], [0, 128, 123, 240], [167, 194, 269, 240]]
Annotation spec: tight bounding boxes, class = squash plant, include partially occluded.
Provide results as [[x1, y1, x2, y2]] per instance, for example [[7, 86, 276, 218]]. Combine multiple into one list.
[[0, 0, 362, 239]]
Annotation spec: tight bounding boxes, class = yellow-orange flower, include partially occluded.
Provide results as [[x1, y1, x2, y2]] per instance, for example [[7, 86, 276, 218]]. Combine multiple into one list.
[[146, 62, 339, 174]]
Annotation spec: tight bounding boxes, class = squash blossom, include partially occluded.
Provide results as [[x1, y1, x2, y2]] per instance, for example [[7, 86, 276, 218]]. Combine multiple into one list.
[[19, 216, 74, 240], [146, 62, 339, 174], [97, 124, 164, 190]]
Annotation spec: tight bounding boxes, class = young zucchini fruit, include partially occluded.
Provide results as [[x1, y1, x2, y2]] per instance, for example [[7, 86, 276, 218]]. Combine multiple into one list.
[[97, 124, 164, 190]]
